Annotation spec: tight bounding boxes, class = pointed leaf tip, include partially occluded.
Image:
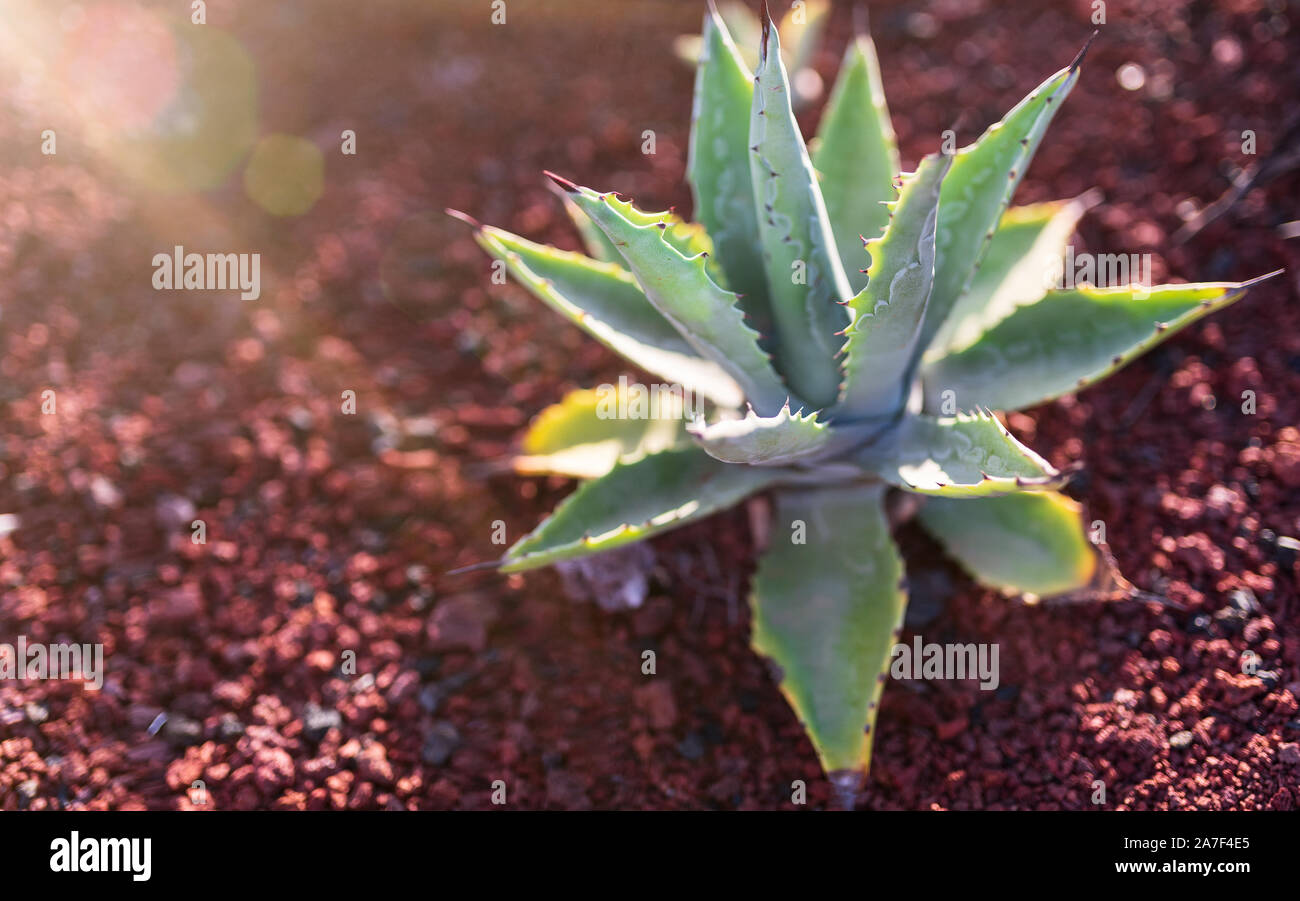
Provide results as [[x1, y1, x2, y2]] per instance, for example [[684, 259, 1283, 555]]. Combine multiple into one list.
[[544, 170, 580, 193], [944, 110, 972, 144], [1241, 268, 1285, 289], [446, 559, 502, 576], [445, 208, 482, 229], [1071, 30, 1099, 71], [760, 0, 773, 59]]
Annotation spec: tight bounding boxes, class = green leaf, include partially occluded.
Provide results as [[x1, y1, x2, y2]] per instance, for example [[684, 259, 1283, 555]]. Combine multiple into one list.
[[751, 482, 906, 786], [813, 32, 900, 292], [558, 177, 793, 416], [918, 491, 1098, 598], [689, 403, 830, 466], [503, 446, 786, 572], [858, 410, 1064, 497], [549, 180, 622, 264], [687, 3, 772, 327], [595, 193, 716, 263], [551, 176, 717, 269], [923, 279, 1269, 413], [836, 153, 950, 419], [514, 385, 690, 479], [469, 220, 744, 408], [926, 193, 1096, 358], [749, 10, 851, 409], [918, 59, 1082, 355]]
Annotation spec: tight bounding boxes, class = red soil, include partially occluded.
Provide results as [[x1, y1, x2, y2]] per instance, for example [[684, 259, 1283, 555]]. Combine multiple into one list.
[[0, 0, 1297, 809]]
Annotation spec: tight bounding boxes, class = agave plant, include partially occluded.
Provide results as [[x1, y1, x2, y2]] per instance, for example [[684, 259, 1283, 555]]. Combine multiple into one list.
[[449, 1, 1273, 804]]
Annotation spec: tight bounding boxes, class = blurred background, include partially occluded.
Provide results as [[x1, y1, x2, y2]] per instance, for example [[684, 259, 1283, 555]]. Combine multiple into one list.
[[0, 0, 1297, 810]]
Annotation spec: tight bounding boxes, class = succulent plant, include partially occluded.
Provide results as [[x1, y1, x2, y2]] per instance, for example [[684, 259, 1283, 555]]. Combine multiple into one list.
[[449, 1, 1274, 804]]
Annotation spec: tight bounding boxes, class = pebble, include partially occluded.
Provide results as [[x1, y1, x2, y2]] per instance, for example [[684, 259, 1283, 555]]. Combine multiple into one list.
[[356, 744, 395, 786], [1212, 606, 1246, 634], [420, 722, 461, 767], [217, 715, 246, 742], [426, 594, 496, 652], [161, 715, 204, 748], [634, 681, 678, 731], [302, 703, 342, 744], [677, 733, 706, 761]]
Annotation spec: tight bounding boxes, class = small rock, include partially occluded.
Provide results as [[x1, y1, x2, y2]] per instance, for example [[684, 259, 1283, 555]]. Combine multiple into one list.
[[420, 721, 461, 767], [24, 702, 49, 725], [995, 684, 1021, 703], [126, 739, 172, 763], [154, 494, 196, 530], [253, 747, 295, 795], [302, 703, 342, 743], [217, 714, 246, 741], [937, 716, 968, 740], [413, 655, 442, 679], [1280, 743, 1300, 766], [1243, 618, 1269, 644], [677, 732, 706, 761], [545, 769, 592, 809], [356, 744, 395, 786], [161, 715, 203, 748], [89, 475, 123, 509], [16, 779, 39, 807], [631, 596, 673, 638], [151, 582, 203, 625], [1169, 730, 1194, 749], [556, 542, 655, 611], [173, 361, 213, 389], [1276, 536, 1299, 569], [287, 407, 315, 433], [418, 672, 472, 714], [1227, 587, 1259, 614], [418, 684, 443, 714], [426, 594, 496, 652], [634, 681, 678, 731], [1213, 606, 1246, 634]]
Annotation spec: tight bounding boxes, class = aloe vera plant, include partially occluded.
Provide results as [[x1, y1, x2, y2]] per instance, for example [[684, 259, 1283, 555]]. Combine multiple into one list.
[[449, 1, 1274, 805]]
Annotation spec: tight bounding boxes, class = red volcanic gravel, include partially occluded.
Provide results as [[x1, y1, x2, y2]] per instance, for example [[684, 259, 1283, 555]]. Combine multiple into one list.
[[0, 0, 1298, 810]]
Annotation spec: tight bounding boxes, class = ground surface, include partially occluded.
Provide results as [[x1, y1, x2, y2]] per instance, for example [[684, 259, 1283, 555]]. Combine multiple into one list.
[[0, 0, 1298, 809]]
